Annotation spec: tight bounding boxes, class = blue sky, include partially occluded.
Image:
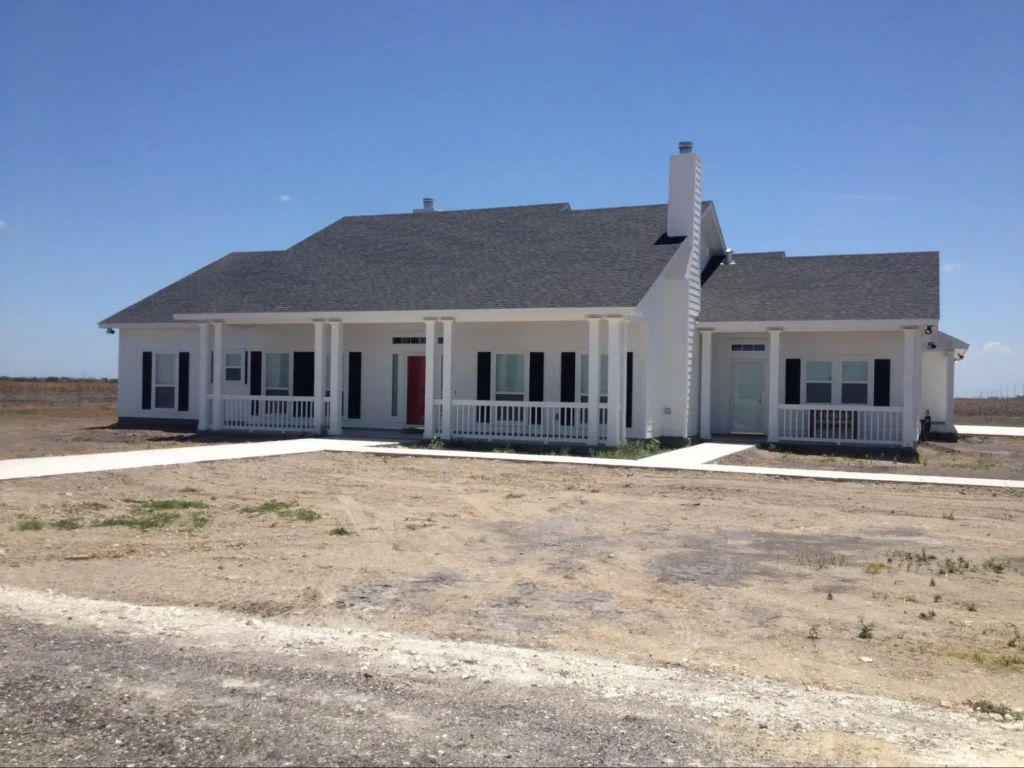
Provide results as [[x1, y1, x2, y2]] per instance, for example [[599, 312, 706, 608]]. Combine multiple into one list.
[[1, 0, 1022, 395]]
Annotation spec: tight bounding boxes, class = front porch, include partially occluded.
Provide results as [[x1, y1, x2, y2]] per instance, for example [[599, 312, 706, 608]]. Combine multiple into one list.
[[698, 324, 925, 448], [190, 313, 641, 446]]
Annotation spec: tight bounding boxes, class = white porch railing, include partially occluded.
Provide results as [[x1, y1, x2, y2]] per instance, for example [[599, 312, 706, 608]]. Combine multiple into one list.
[[436, 400, 609, 443], [778, 405, 903, 445], [218, 395, 329, 433]]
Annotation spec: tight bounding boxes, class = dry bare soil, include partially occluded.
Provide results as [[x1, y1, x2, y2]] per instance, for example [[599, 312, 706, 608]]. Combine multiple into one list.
[[2, 451, 1022, 718], [720, 435, 1024, 480], [956, 397, 1024, 427]]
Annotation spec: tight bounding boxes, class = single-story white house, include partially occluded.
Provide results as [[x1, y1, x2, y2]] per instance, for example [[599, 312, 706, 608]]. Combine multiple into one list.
[[99, 142, 968, 448]]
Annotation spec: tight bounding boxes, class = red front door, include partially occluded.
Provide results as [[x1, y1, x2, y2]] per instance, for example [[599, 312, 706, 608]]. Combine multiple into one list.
[[406, 355, 426, 427]]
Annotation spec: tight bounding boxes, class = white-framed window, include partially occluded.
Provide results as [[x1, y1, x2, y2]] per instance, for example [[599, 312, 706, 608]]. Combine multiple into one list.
[[494, 353, 525, 401], [580, 353, 609, 403], [225, 352, 243, 382], [805, 361, 832, 404], [153, 352, 176, 409], [730, 343, 766, 352], [841, 361, 869, 405], [265, 353, 290, 396]]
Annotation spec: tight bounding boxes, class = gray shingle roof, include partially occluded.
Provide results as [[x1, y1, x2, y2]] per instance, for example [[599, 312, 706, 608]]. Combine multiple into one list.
[[700, 251, 939, 323], [101, 203, 687, 324]]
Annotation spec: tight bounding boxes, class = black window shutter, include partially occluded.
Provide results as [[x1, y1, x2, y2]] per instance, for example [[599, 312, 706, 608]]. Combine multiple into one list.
[[244, 351, 249, 385], [874, 359, 891, 407], [560, 352, 575, 402], [249, 352, 262, 395], [626, 352, 633, 429], [784, 359, 801, 405], [476, 351, 491, 423], [178, 352, 190, 411], [529, 352, 544, 401], [347, 351, 362, 419], [141, 351, 152, 410]]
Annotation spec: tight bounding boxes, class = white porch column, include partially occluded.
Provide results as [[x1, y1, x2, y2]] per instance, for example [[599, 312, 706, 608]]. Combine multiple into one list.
[[211, 321, 224, 430], [424, 319, 436, 436], [699, 329, 713, 439], [441, 319, 454, 439], [607, 317, 624, 446], [767, 328, 781, 442], [313, 320, 325, 434], [197, 323, 210, 430], [329, 320, 342, 435], [587, 318, 601, 446], [945, 352, 956, 428], [902, 328, 918, 447], [619, 321, 629, 440]]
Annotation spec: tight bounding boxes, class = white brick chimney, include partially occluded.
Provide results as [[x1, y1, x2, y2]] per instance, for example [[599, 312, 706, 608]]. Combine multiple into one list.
[[667, 141, 702, 238]]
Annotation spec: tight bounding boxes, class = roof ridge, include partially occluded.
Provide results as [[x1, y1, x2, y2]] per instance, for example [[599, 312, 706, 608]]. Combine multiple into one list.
[[340, 202, 571, 219]]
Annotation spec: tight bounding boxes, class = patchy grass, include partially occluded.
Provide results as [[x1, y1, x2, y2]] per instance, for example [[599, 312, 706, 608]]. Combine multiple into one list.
[[190, 512, 210, 530], [426, 437, 447, 450], [97, 511, 180, 531], [864, 562, 887, 575], [71, 501, 108, 513], [919, 609, 937, 621], [180, 486, 203, 494], [53, 518, 81, 531], [591, 439, 665, 461], [796, 551, 847, 570], [14, 518, 45, 532], [123, 498, 209, 512], [329, 526, 351, 536], [241, 500, 319, 522], [505, 492, 526, 499], [492, 445, 517, 454], [404, 516, 436, 531]]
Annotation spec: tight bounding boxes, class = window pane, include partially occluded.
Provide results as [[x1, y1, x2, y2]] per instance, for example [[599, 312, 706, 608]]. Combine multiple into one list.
[[581, 354, 609, 398], [225, 368, 241, 381], [842, 361, 868, 383], [266, 353, 289, 391], [155, 353, 175, 385], [226, 353, 242, 368], [841, 383, 868, 405], [806, 382, 832, 404], [154, 385, 175, 409], [806, 361, 831, 382], [600, 355, 609, 396], [495, 354, 524, 394]]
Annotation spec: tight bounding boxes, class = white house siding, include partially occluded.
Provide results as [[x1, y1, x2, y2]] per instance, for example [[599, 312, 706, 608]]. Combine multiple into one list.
[[116, 320, 650, 439], [118, 327, 201, 422], [708, 330, 908, 437]]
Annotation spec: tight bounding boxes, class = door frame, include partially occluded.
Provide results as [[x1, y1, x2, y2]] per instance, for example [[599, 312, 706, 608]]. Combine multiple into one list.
[[729, 359, 767, 435]]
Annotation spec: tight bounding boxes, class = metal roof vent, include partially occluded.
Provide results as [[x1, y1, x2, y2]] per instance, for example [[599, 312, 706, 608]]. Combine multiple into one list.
[[678, 141, 694, 154], [724, 248, 735, 265], [413, 197, 437, 214]]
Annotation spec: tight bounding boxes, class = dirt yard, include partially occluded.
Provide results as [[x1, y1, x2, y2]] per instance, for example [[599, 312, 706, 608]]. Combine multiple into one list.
[[719, 435, 1024, 481], [956, 398, 1024, 427], [1, 452, 1022, 715]]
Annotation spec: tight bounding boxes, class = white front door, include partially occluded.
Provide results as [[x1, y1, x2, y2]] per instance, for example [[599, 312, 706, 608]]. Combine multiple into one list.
[[731, 361, 765, 434]]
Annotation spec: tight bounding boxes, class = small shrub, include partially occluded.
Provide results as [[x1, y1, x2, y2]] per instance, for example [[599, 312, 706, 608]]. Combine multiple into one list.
[[190, 513, 210, 530], [492, 445, 517, 454], [53, 518, 81, 531], [241, 500, 318, 521], [15, 518, 44, 532], [797, 551, 847, 570], [826, 590, 834, 601], [984, 557, 1006, 574], [919, 610, 936, 620], [968, 700, 1022, 720], [180, 487, 202, 493], [329, 527, 351, 536], [426, 437, 447, 450], [929, 577, 936, 587], [934, 594, 942, 603], [864, 562, 887, 575], [942, 511, 955, 520], [858, 619, 875, 640], [293, 508, 319, 522], [964, 601, 978, 612], [808, 624, 822, 641], [1000, 654, 1024, 669], [505, 492, 525, 499]]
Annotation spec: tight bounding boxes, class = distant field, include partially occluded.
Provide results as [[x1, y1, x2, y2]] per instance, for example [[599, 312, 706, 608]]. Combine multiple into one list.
[[0, 379, 117, 411], [955, 397, 1024, 427]]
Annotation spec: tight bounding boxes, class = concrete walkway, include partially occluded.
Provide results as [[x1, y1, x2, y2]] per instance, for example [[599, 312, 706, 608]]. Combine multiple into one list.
[[635, 442, 753, 468], [1, 436, 1023, 490], [955, 424, 1024, 437]]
